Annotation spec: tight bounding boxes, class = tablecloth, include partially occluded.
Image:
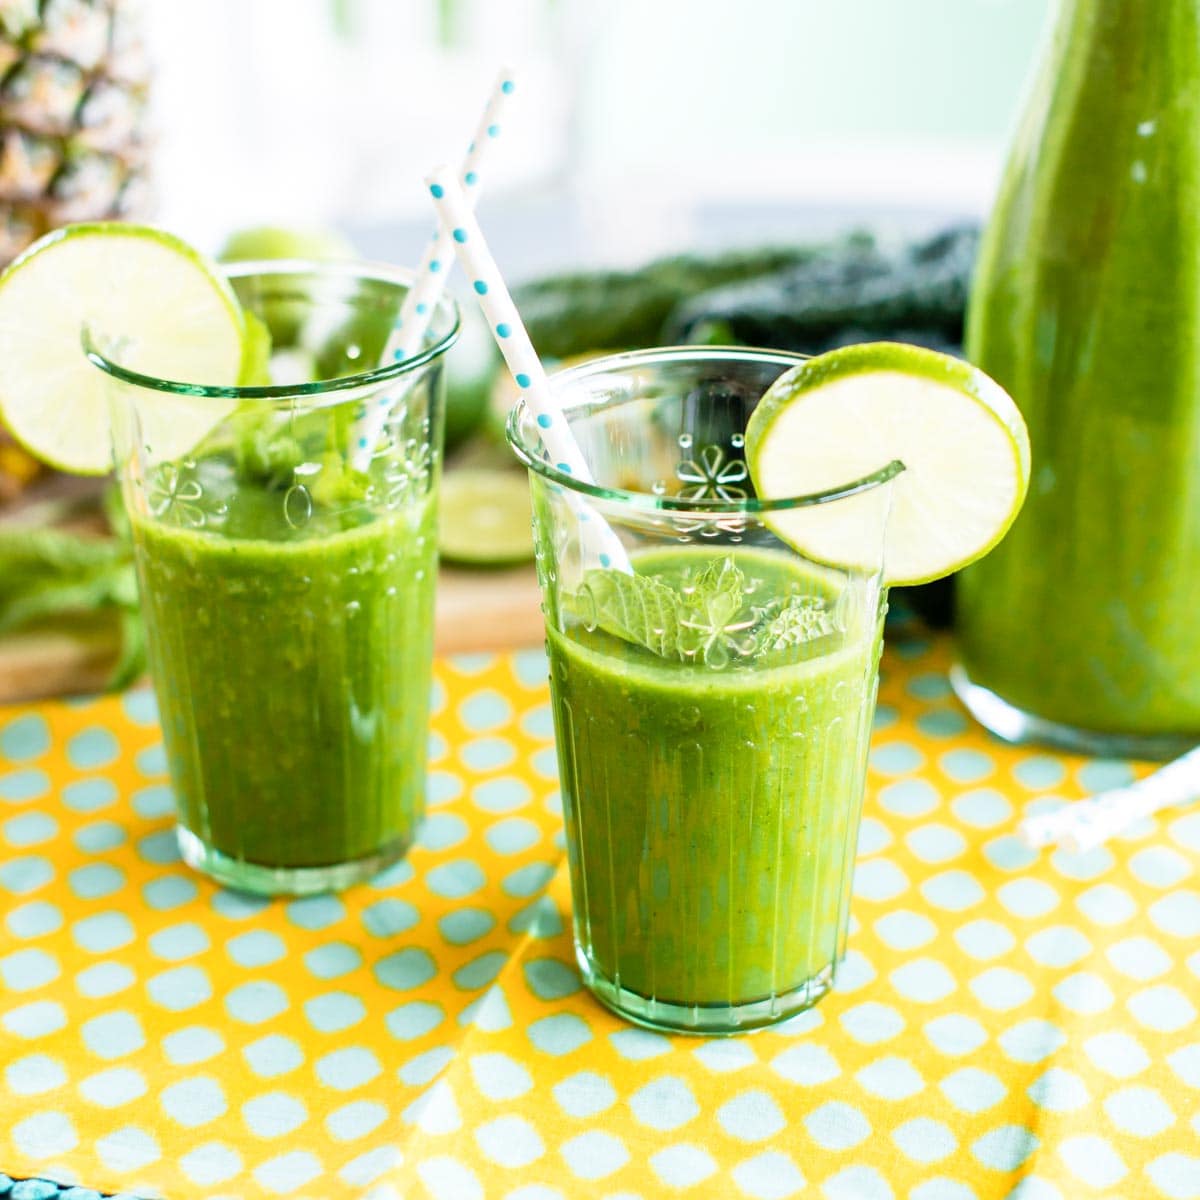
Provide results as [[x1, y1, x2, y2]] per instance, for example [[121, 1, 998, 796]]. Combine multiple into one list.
[[1, 629, 1198, 1200]]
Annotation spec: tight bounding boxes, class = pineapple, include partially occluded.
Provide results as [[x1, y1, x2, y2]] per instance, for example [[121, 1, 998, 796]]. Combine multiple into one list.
[[0, 0, 152, 495]]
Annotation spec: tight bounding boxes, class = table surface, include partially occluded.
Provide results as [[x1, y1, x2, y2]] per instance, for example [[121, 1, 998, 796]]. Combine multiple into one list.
[[0, 622, 1197, 1200]]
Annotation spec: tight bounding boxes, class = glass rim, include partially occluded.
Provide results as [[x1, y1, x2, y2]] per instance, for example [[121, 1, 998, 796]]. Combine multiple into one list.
[[83, 258, 461, 401], [506, 345, 905, 514]]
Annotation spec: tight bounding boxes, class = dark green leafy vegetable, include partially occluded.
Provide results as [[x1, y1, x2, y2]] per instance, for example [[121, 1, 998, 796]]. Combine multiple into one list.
[[512, 245, 824, 359], [0, 489, 145, 689]]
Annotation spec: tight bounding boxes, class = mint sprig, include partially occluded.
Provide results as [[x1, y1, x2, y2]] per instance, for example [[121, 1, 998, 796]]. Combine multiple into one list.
[[568, 554, 836, 666]]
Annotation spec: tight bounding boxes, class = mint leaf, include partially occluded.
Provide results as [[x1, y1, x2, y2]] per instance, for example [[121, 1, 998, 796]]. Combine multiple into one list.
[[753, 594, 835, 657], [570, 567, 684, 658]]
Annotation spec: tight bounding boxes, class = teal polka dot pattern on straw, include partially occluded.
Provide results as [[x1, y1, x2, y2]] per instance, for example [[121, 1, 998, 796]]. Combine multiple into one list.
[[424, 165, 631, 572], [346, 66, 517, 470]]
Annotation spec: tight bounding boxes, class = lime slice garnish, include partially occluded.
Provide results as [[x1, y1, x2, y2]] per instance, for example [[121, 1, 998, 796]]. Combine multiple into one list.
[[439, 468, 534, 566], [0, 222, 248, 475], [745, 342, 1030, 586]]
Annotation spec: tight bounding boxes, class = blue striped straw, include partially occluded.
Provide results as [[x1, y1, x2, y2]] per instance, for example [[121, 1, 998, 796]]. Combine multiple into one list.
[[426, 165, 631, 572], [348, 66, 516, 470]]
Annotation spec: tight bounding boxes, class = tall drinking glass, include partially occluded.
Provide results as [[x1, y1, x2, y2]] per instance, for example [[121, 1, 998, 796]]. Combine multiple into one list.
[[508, 347, 897, 1034], [94, 261, 458, 896]]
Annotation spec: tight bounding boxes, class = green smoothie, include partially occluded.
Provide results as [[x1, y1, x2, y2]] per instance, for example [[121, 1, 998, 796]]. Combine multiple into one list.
[[133, 450, 436, 876], [547, 546, 881, 1023], [958, 0, 1200, 745]]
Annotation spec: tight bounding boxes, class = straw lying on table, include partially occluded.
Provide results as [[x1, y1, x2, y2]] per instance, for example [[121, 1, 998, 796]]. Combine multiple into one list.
[[1020, 744, 1200, 852], [348, 67, 516, 470], [425, 166, 630, 572]]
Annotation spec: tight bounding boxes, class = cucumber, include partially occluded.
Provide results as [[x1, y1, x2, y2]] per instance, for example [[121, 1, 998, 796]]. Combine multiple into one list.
[[666, 227, 978, 356], [512, 245, 823, 359]]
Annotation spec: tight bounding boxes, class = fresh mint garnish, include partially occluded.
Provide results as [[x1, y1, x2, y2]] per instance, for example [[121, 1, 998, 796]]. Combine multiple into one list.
[[569, 554, 836, 667]]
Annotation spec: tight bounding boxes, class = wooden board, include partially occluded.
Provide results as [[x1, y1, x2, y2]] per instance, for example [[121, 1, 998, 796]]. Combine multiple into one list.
[[0, 477, 545, 707]]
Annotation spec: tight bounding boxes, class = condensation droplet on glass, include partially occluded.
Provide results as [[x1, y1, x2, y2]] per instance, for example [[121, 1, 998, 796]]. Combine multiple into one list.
[[1131, 160, 1148, 184], [283, 483, 313, 528], [385, 585, 397, 597], [678, 433, 693, 449], [651, 480, 667, 495], [345, 600, 361, 618], [731, 433, 745, 448]]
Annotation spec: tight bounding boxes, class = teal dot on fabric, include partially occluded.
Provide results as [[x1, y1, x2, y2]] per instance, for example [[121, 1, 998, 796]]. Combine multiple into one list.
[[460, 689, 512, 732], [135, 743, 167, 778], [62, 777, 116, 811], [954, 918, 1016, 961], [375, 948, 436, 992], [305, 991, 366, 1034], [326, 1099, 388, 1142], [69, 863, 123, 899], [852, 858, 908, 902], [971, 1126, 1039, 1172], [1128, 984, 1196, 1032], [528, 1013, 592, 1056], [486, 817, 540, 855], [226, 930, 285, 967], [453, 949, 507, 990], [503, 861, 554, 898], [225, 981, 289, 1025], [523, 957, 580, 1001], [1025, 927, 1092, 969], [243, 1034, 304, 1078], [427, 771, 463, 806], [81, 1010, 144, 1059], [871, 742, 924, 775], [874, 910, 936, 952], [941, 1067, 1006, 1112], [73, 820, 122, 854], [473, 776, 530, 813], [316, 1046, 381, 1091], [143, 875, 198, 911], [304, 941, 361, 980], [1, 768, 49, 802], [1013, 756, 1066, 789], [161, 1026, 223, 1068], [1, 713, 49, 762], [474, 280, 488, 295], [362, 898, 419, 937], [893, 1118, 957, 1164], [147, 965, 212, 1013], [120, 688, 158, 726], [803, 1100, 871, 1151], [5, 811, 56, 847], [940, 748, 995, 783], [2, 999, 66, 1039], [76, 963, 134, 998], [429, 183, 444, 198], [890, 958, 956, 1004], [73, 911, 134, 954], [6, 900, 62, 939], [855, 1057, 923, 1101], [286, 895, 345, 931], [136, 829, 180, 865], [921, 869, 985, 912], [438, 907, 495, 946], [427, 859, 486, 898], [416, 814, 468, 852], [461, 737, 516, 772], [496, 322, 512, 337], [839, 1001, 905, 1045], [1001, 1019, 1067, 1065], [717, 1090, 786, 1141], [67, 727, 118, 769], [385, 1000, 444, 1042]]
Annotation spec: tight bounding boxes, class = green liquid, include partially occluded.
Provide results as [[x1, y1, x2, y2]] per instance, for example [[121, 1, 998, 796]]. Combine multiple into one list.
[[959, 0, 1200, 739], [547, 547, 881, 1012], [133, 454, 436, 872]]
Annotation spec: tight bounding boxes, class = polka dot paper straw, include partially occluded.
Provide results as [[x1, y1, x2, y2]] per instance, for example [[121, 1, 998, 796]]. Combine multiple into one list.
[[426, 165, 630, 571], [348, 66, 516, 470], [1020, 744, 1200, 852]]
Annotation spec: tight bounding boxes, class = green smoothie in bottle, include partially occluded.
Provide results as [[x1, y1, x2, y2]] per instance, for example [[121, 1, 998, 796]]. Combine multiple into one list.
[[956, 0, 1200, 757]]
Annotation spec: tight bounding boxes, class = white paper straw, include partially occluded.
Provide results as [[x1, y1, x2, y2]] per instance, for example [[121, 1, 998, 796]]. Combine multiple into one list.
[[1019, 745, 1200, 853], [425, 165, 630, 572], [348, 67, 515, 470]]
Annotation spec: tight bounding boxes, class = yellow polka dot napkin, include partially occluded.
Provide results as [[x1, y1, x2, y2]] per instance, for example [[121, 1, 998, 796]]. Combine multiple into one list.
[[1, 636, 1197, 1199]]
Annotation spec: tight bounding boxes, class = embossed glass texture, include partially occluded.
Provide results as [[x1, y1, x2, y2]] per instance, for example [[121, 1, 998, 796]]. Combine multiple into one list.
[[95, 261, 459, 896], [508, 348, 892, 1034]]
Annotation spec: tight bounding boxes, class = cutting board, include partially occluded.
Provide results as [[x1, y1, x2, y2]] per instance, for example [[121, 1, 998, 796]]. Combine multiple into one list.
[[0, 477, 544, 707]]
